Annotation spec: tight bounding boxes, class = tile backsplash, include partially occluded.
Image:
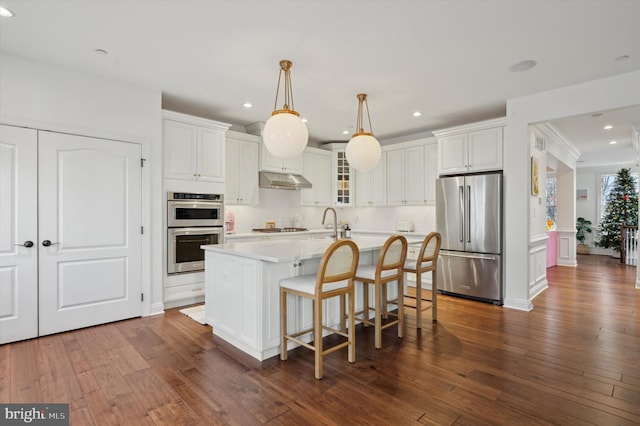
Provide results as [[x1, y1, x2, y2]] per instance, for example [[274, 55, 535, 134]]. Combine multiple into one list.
[[227, 188, 436, 233]]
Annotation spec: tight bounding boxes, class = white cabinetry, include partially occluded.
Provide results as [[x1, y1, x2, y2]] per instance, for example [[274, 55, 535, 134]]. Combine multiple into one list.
[[322, 144, 353, 206], [226, 131, 259, 205], [394, 145, 425, 205], [163, 110, 230, 182], [424, 144, 438, 205], [301, 148, 332, 206], [435, 118, 505, 175], [261, 143, 303, 174], [355, 152, 387, 206], [205, 249, 375, 360], [206, 253, 322, 360], [164, 275, 206, 308], [386, 140, 437, 206]]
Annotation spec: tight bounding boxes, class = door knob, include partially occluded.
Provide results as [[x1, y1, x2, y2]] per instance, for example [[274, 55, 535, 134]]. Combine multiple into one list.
[[15, 240, 34, 248], [42, 240, 59, 247]]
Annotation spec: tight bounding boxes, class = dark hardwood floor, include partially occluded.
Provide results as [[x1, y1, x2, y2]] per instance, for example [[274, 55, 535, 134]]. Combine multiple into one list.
[[1, 255, 639, 425]]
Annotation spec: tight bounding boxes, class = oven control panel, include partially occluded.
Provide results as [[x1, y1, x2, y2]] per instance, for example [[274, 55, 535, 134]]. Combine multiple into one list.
[[169, 192, 223, 202]]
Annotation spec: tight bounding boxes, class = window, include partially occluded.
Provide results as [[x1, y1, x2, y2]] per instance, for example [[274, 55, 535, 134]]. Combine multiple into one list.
[[599, 172, 639, 220], [546, 176, 557, 222]]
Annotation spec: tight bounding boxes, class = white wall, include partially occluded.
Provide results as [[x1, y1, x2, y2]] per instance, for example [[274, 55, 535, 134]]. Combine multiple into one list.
[[0, 53, 164, 315], [506, 70, 640, 310]]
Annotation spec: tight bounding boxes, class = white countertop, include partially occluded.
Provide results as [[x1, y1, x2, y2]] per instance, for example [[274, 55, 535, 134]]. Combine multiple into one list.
[[225, 228, 429, 240], [203, 235, 424, 263]]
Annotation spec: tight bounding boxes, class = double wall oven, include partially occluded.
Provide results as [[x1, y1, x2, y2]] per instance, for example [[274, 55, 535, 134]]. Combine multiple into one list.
[[167, 192, 224, 274]]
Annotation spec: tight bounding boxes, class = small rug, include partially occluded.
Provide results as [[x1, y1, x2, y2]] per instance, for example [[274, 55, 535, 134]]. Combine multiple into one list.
[[179, 305, 206, 325]]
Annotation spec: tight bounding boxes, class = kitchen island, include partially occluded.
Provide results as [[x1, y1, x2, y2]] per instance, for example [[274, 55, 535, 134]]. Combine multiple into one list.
[[202, 235, 421, 361]]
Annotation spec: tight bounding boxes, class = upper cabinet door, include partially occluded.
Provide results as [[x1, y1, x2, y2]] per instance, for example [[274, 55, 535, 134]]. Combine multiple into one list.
[[164, 120, 198, 180], [226, 133, 259, 205], [435, 119, 504, 175], [196, 127, 225, 182], [301, 150, 331, 206], [386, 149, 405, 206], [355, 152, 387, 206], [424, 144, 438, 205], [236, 140, 260, 205], [438, 134, 468, 175], [403, 145, 425, 205], [162, 112, 230, 182], [314, 154, 332, 206], [261, 143, 303, 174], [467, 127, 503, 173]]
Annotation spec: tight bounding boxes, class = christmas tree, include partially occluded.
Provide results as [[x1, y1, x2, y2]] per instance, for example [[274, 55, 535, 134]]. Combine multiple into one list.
[[595, 168, 638, 252]]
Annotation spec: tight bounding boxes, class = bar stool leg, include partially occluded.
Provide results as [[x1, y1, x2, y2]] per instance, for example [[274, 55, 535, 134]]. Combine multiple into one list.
[[314, 297, 323, 379], [432, 270, 437, 323], [280, 288, 288, 361], [398, 277, 404, 338], [340, 294, 346, 333], [363, 281, 369, 327], [415, 270, 422, 329], [348, 291, 355, 363], [374, 280, 382, 349]]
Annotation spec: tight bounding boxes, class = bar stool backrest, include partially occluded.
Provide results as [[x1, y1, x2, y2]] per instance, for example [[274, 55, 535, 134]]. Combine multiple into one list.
[[316, 239, 360, 290], [376, 235, 408, 276]]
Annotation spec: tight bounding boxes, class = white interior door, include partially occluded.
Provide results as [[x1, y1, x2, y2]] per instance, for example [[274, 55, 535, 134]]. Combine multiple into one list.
[[0, 125, 38, 344], [38, 131, 142, 336]]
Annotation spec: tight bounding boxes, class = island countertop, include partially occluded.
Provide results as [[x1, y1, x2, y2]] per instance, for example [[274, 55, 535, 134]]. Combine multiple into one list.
[[203, 234, 421, 361], [202, 235, 423, 263]]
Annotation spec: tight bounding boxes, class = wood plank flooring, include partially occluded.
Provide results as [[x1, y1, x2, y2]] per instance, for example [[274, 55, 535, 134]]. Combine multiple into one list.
[[1, 254, 639, 425]]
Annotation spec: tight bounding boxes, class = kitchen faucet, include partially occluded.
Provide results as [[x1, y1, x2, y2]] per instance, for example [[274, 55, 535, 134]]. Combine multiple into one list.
[[322, 207, 338, 240]]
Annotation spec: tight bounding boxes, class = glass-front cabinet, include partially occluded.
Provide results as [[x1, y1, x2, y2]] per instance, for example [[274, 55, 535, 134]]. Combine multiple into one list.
[[335, 150, 351, 205], [322, 144, 354, 206]]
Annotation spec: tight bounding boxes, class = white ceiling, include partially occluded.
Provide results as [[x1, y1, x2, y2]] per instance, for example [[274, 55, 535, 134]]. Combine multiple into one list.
[[1, 0, 639, 166]]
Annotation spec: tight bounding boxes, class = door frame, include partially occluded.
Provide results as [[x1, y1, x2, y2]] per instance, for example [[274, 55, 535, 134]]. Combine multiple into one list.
[[0, 118, 155, 317]]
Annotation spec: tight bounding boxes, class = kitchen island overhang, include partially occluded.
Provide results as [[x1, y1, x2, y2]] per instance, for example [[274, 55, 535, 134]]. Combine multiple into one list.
[[202, 235, 422, 361]]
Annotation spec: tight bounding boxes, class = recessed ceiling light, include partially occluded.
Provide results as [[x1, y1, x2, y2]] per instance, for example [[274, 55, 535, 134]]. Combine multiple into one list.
[[509, 59, 537, 72], [94, 48, 108, 56], [342, 130, 350, 135], [301, 118, 308, 123], [615, 55, 630, 62], [0, 6, 14, 17], [609, 140, 617, 145], [242, 102, 253, 108], [412, 111, 422, 117], [603, 124, 613, 130]]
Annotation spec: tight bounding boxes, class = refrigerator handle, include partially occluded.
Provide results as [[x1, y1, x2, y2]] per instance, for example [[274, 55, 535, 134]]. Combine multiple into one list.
[[466, 185, 471, 243], [459, 185, 464, 242], [441, 252, 497, 261]]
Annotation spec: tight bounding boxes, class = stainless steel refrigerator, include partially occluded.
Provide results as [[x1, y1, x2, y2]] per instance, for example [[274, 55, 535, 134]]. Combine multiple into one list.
[[436, 172, 502, 304]]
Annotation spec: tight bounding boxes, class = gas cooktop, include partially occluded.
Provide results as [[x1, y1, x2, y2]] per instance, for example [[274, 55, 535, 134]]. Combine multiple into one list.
[[252, 227, 308, 233]]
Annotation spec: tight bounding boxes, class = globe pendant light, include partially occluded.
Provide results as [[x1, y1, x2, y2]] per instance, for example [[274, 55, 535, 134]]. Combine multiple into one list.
[[263, 60, 308, 159], [345, 93, 381, 171]]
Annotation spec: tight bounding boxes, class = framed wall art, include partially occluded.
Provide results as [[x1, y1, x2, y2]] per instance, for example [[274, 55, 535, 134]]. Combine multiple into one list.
[[576, 189, 588, 201], [531, 157, 539, 196]]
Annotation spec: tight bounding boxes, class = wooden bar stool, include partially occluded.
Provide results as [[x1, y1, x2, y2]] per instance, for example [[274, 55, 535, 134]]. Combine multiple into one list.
[[279, 239, 359, 379], [353, 235, 408, 349], [403, 232, 441, 328]]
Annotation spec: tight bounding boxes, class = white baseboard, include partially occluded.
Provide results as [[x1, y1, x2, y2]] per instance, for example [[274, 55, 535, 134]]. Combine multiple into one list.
[[503, 297, 533, 311]]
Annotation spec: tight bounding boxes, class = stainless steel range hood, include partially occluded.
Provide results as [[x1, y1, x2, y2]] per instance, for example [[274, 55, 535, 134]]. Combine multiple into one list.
[[259, 171, 312, 190]]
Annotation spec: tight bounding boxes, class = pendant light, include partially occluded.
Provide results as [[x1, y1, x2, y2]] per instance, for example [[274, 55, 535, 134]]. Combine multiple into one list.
[[345, 93, 381, 171], [263, 60, 308, 159]]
